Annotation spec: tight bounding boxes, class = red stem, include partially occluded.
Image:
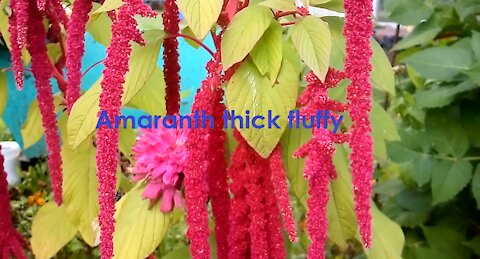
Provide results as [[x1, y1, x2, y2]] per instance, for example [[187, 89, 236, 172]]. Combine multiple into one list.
[[281, 21, 296, 26], [49, 60, 67, 93], [168, 33, 216, 57], [83, 59, 105, 77], [275, 10, 298, 19]]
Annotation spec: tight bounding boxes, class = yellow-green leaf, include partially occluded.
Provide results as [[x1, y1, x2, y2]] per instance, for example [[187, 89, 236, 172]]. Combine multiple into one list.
[[221, 5, 273, 69], [290, 16, 332, 81], [0, 72, 7, 115], [93, 0, 123, 15], [226, 54, 299, 157], [21, 96, 63, 149], [47, 43, 62, 64], [87, 3, 113, 46], [363, 204, 405, 259], [250, 21, 283, 81], [177, 0, 223, 39], [68, 31, 163, 149], [126, 67, 166, 116], [118, 119, 137, 158], [113, 186, 171, 259], [61, 140, 99, 246], [259, 0, 297, 11], [31, 203, 77, 259]]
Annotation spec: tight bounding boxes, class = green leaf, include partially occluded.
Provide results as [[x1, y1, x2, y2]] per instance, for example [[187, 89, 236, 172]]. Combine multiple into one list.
[[31, 203, 78, 259], [464, 62, 480, 85], [177, 0, 222, 39], [327, 145, 357, 250], [68, 31, 163, 149], [250, 21, 283, 81], [221, 5, 273, 69], [411, 155, 436, 187], [422, 226, 471, 258], [431, 160, 472, 205], [290, 16, 331, 81], [87, 4, 113, 46], [181, 26, 201, 49], [325, 17, 395, 96], [384, 0, 434, 25], [126, 67, 167, 115], [363, 204, 405, 259], [392, 16, 441, 51], [21, 96, 63, 149], [118, 119, 137, 158], [415, 80, 478, 109], [426, 110, 469, 157], [113, 186, 171, 259], [280, 127, 310, 206], [404, 47, 475, 81], [472, 31, 480, 60], [472, 165, 480, 209], [464, 236, 480, 255], [0, 72, 6, 116], [371, 103, 400, 161], [259, 0, 297, 11], [226, 48, 300, 157], [92, 0, 123, 14], [313, 0, 343, 12]]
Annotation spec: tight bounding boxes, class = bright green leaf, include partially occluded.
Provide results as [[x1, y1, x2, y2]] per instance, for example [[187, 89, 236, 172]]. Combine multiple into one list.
[[290, 16, 331, 81], [0, 72, 6, 115], [93, 0, 123, 14], [113, 186, 171, 259], [404, 47, 475, 81], [384, 0, 434, 25], [181, 26, 201, 49], [136, 16, 164, 32], [363, 204, 405, 259], [221, 5, 273, 69], [371, 103, 400, 161], [118, 119, 137, 158], [31, 203, 78, 259], [126, 67, 166, 116], [472, 165, 480, 209], [250, 21, 283, 81], [226, 54, 299, 157], [431, 160, 472, 205], [177, 0, 222, 39], [415, 80, 478, 109], [87, 4, 113, 46], [426, 110, 469, 157], [392, 16, 441, 51], [259, 0, 297, 11]]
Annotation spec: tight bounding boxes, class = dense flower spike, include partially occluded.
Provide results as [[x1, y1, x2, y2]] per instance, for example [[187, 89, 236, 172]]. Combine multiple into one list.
[[0, 146, 28, 259], [263, 172, 287, 259], [344, 0, 374, 248], [8, 0, 28, 89], [184, 58, 224, 259], [131, 120, 188, 212], [206, 87, 230, 259], [66, 0, 93, 112], [26, 0, 64, 205], [162, 0, 181, 115], [268, 145, 297, 242], [95, 0, 156, 257]]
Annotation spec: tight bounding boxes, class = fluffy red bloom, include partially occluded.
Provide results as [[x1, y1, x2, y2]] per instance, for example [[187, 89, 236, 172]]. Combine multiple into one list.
[[344, 0, 374, 248], [47, 0, 69, 29], [206, 87, 230, 259], [162, 0, 181, 115], [263, 172, 286, 259], [268, 145, 297, 242], [184, 58, 224, 259], [95, 1, 156, 258], [0, 146, 28, 259], [26, 0, 63, 205], [7, 0, 28, 89], [65, 0, 93, 112]]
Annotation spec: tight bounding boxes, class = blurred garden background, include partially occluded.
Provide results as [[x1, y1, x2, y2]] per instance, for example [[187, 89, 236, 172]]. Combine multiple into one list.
[[1, 0, 480, 258]]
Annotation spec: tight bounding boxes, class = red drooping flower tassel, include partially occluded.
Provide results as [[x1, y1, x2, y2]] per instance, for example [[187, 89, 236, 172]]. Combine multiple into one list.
[[95, 1, 156, 258], [8, 0, 28, 89], [65, 0, 93, 112], [0, 145, 28, 259], [268, 145, 297, 242], [344, 0, 374, 248], [162, 0, 181, 115], [184, 58, 224, 259], [26, 0, 63, 205], [206, 86, 230, 258]]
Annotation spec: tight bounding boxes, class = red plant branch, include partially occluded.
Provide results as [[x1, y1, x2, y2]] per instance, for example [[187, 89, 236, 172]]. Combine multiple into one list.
[[274, 10, 298, 19], [82, 59, 105, 77], [167, 33, 216, 58]]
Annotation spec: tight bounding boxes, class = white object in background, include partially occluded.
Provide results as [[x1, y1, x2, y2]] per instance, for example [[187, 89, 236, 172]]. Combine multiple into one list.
[[1, 141, 21, 185]]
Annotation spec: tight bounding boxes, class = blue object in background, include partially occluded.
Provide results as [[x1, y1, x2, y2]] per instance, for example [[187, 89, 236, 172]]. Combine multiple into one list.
[[1, 32, 215, 158]]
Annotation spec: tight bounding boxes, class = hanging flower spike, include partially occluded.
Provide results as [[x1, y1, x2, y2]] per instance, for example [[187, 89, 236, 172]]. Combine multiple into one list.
[[0, 146, 28, 259], [25, 0, 63, 205], [96, 1, 156, 258], [268, 145, 297, 242], [65, 0, 93, 112], [294, 128, 336, 259], [131, 118, 188, 212], [7, 0, 27, 90], [47, 0, 69, 29], [206, 86, 231, 259], [344, 0, 374, 248], [162, 0, 181, 115]]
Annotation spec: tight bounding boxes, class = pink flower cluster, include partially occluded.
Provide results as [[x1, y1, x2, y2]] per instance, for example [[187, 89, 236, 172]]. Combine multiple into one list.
[[131, 122, 188, 212]]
